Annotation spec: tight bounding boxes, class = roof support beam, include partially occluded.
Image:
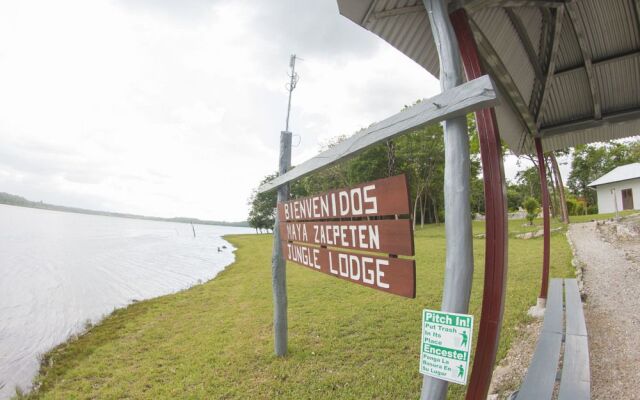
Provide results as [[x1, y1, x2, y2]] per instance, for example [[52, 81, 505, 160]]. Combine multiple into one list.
[[535, 6, 564, 130], [361, 0, 378, 25], [566, 1, 602, 120], [539, 107, 640, 138], [505, 9, 544, 87], [468, 16, 538, 137], [634, 0, 640, 36], [530, 9, 552, 116], [554, 50, 640, 77], [454, 0, 565, 13], [372, 5, 424, 20]]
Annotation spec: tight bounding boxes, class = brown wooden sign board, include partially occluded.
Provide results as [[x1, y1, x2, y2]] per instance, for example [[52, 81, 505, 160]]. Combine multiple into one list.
[[284, 242, 416, 298], [279, 219, 414, 256], [277, 174, 415, 298], [277, 174, 410, 221]]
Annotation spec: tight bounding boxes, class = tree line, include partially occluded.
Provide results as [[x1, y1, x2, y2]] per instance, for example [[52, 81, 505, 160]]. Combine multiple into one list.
[[249, 113, 639, 232]]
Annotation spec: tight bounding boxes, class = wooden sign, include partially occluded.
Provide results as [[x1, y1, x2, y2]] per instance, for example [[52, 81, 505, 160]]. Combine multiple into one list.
[[284, 243, 415, 298], [278, 175, 415, 298], [279, 219, 414, 256], [278, 175, 410, 221]]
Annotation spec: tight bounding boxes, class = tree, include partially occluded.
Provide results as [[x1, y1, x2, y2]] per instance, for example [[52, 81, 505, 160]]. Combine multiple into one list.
[[248, 173, 309, 233], [547, 151, 569, 223], [523, 197, 539, 226], [568, 141, 640, 207], [247, 174, 277, 233]]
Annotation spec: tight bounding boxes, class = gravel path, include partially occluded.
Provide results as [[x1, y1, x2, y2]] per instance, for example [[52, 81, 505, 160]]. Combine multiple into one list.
[[567, 218, 640, 400]]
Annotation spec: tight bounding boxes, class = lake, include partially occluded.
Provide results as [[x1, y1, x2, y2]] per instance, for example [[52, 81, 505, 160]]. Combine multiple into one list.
[[0, 204, 254, 398]]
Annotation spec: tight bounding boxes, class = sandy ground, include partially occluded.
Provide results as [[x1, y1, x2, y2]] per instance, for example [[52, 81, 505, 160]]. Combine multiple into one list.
[[488, 215, 640, 400], [568, 215, 640, 400], [488, 318, 542, 399]]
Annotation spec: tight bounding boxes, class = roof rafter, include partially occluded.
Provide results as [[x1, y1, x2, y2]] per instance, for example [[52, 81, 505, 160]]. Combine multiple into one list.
[[535, 6, 564, 131], [361, 0, 378, 25], [554, 50, 640, 77], [539, 107, 640, 138], [372, 5, 424, 20], [467, 16, 539, 137], [455, 0, 565, 13], [505, 8, 544, 85], [530, 8, 553, 118], [634, 0, 640, 34], [566, 1, 602, 120]]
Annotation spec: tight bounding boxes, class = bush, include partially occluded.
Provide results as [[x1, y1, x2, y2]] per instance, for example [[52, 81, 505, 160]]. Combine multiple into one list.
[[566, 197, 588, 216], [522, 197, 540, 225]]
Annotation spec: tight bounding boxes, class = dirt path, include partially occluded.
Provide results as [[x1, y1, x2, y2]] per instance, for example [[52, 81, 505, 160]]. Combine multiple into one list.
[[567, 216, 640, 400]]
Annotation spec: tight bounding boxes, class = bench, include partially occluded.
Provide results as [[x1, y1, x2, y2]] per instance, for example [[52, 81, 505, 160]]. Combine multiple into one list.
[[513, 278, 590, 400]]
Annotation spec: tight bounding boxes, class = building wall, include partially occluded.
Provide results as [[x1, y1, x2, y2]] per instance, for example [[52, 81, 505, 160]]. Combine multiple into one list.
[[595, 178, 640, 213]]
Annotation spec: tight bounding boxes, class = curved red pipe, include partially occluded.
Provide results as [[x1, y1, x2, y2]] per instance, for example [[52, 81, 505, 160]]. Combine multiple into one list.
[[450, 9, 509, 400], [535, 138, 551, 300]]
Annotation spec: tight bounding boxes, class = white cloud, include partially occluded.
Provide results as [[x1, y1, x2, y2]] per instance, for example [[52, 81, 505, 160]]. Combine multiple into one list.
[[0, 0, 527, 221]]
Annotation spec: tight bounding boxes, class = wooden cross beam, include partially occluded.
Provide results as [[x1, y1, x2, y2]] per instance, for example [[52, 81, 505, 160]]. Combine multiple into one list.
[[258, 74, 499, 193]]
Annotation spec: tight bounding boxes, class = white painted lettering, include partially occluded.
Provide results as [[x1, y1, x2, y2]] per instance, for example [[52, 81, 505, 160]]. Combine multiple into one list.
[[339, 191, 350, 216], [376, 259, 390, 288], [363, 184, 378, 215], [350, 188, 363, 215]]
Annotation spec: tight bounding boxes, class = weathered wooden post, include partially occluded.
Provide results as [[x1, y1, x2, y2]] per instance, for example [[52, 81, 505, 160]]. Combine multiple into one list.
[[420, 0, 473, 398], [272, 130, 292, 356]]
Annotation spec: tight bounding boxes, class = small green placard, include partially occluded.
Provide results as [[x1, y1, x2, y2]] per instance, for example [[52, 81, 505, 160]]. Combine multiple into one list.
[[419, 309, 474, 385]]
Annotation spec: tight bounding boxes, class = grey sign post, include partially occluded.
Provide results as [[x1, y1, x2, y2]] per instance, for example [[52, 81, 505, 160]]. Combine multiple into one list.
[[272, 55, 298, 357], [272, 130, 291, 357], [420, 0, 474, 398]]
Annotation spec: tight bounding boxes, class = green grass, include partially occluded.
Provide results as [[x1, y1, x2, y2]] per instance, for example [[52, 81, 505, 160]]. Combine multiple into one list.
[[21, 220, 577, 400]]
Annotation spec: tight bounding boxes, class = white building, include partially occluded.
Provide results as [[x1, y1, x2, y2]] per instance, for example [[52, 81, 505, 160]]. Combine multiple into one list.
[[588, 163, 640, 214]]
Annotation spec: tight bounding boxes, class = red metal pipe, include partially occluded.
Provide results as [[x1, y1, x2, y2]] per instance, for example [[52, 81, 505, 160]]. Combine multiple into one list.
[[535, 138, 551, 300], [450, 9, 509, 400]]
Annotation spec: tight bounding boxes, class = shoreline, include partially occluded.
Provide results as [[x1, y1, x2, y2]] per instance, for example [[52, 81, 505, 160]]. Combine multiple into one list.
[[1, 229, 245, 400], [15, 223, 576, 399]]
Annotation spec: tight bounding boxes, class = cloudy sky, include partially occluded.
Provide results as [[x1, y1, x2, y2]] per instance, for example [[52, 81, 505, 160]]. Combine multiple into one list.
[[0, 0, 532, 221]]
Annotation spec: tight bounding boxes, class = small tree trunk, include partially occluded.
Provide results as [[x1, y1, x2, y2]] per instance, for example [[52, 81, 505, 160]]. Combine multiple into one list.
[[413, 192, 421, 231], [421, 192, 427, 227], [433, 196, 439, 224], [549, 152, 569, 223]]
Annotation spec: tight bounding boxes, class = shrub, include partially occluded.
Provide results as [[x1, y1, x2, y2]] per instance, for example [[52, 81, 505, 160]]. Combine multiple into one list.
[[522, 197, 540, 225]]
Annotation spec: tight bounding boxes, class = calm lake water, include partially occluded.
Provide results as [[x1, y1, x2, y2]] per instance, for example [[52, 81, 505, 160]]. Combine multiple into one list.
[[0, 204, 253, 398]]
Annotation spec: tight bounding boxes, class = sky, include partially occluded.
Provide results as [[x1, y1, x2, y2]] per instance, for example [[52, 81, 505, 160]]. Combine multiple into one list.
[[0, 0, 536, 222]]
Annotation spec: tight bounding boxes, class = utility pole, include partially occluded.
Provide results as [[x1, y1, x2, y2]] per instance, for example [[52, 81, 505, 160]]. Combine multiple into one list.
[[272, 54, 298, 356]]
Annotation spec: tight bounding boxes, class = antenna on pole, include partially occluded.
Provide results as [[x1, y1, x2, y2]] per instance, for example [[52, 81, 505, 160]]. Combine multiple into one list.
[[285, 54, 300, 132]]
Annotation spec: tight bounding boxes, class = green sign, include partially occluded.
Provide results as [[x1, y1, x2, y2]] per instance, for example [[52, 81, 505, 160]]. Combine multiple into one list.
[[419, 309, 474, 385]]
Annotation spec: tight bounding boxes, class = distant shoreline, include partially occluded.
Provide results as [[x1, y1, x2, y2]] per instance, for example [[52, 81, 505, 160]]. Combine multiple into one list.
[[0, 192, 249, 228]]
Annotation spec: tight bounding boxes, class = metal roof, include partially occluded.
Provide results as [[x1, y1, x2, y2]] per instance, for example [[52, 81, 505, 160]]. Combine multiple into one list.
[[336, 0, 640, 155], [588, 162, 640, 186]]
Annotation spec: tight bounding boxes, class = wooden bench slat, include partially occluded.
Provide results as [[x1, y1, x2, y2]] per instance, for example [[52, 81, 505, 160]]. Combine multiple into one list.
[[564, 278, 587, 336], [542, 278, 563, 334], [558, 335, 590, 400], [515, 332, 563, 400]]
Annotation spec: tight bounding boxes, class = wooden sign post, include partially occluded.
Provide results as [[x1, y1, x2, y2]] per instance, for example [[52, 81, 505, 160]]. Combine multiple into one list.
[[278, 175, 416, 298]]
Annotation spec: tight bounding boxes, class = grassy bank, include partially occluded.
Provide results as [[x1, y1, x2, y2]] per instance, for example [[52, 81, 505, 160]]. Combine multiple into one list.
[[21, 219, 576, 399]]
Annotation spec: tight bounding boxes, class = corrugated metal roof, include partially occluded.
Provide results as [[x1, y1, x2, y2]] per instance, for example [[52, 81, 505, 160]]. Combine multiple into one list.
[[336, 0, 640, 155], [555, 12, 583, 71], [576, 0, 640, 61], [588, 162, 640, 186], [541, 68, 593, 126], [472, 7, 536, 109], [595, 54, 640, 114]]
